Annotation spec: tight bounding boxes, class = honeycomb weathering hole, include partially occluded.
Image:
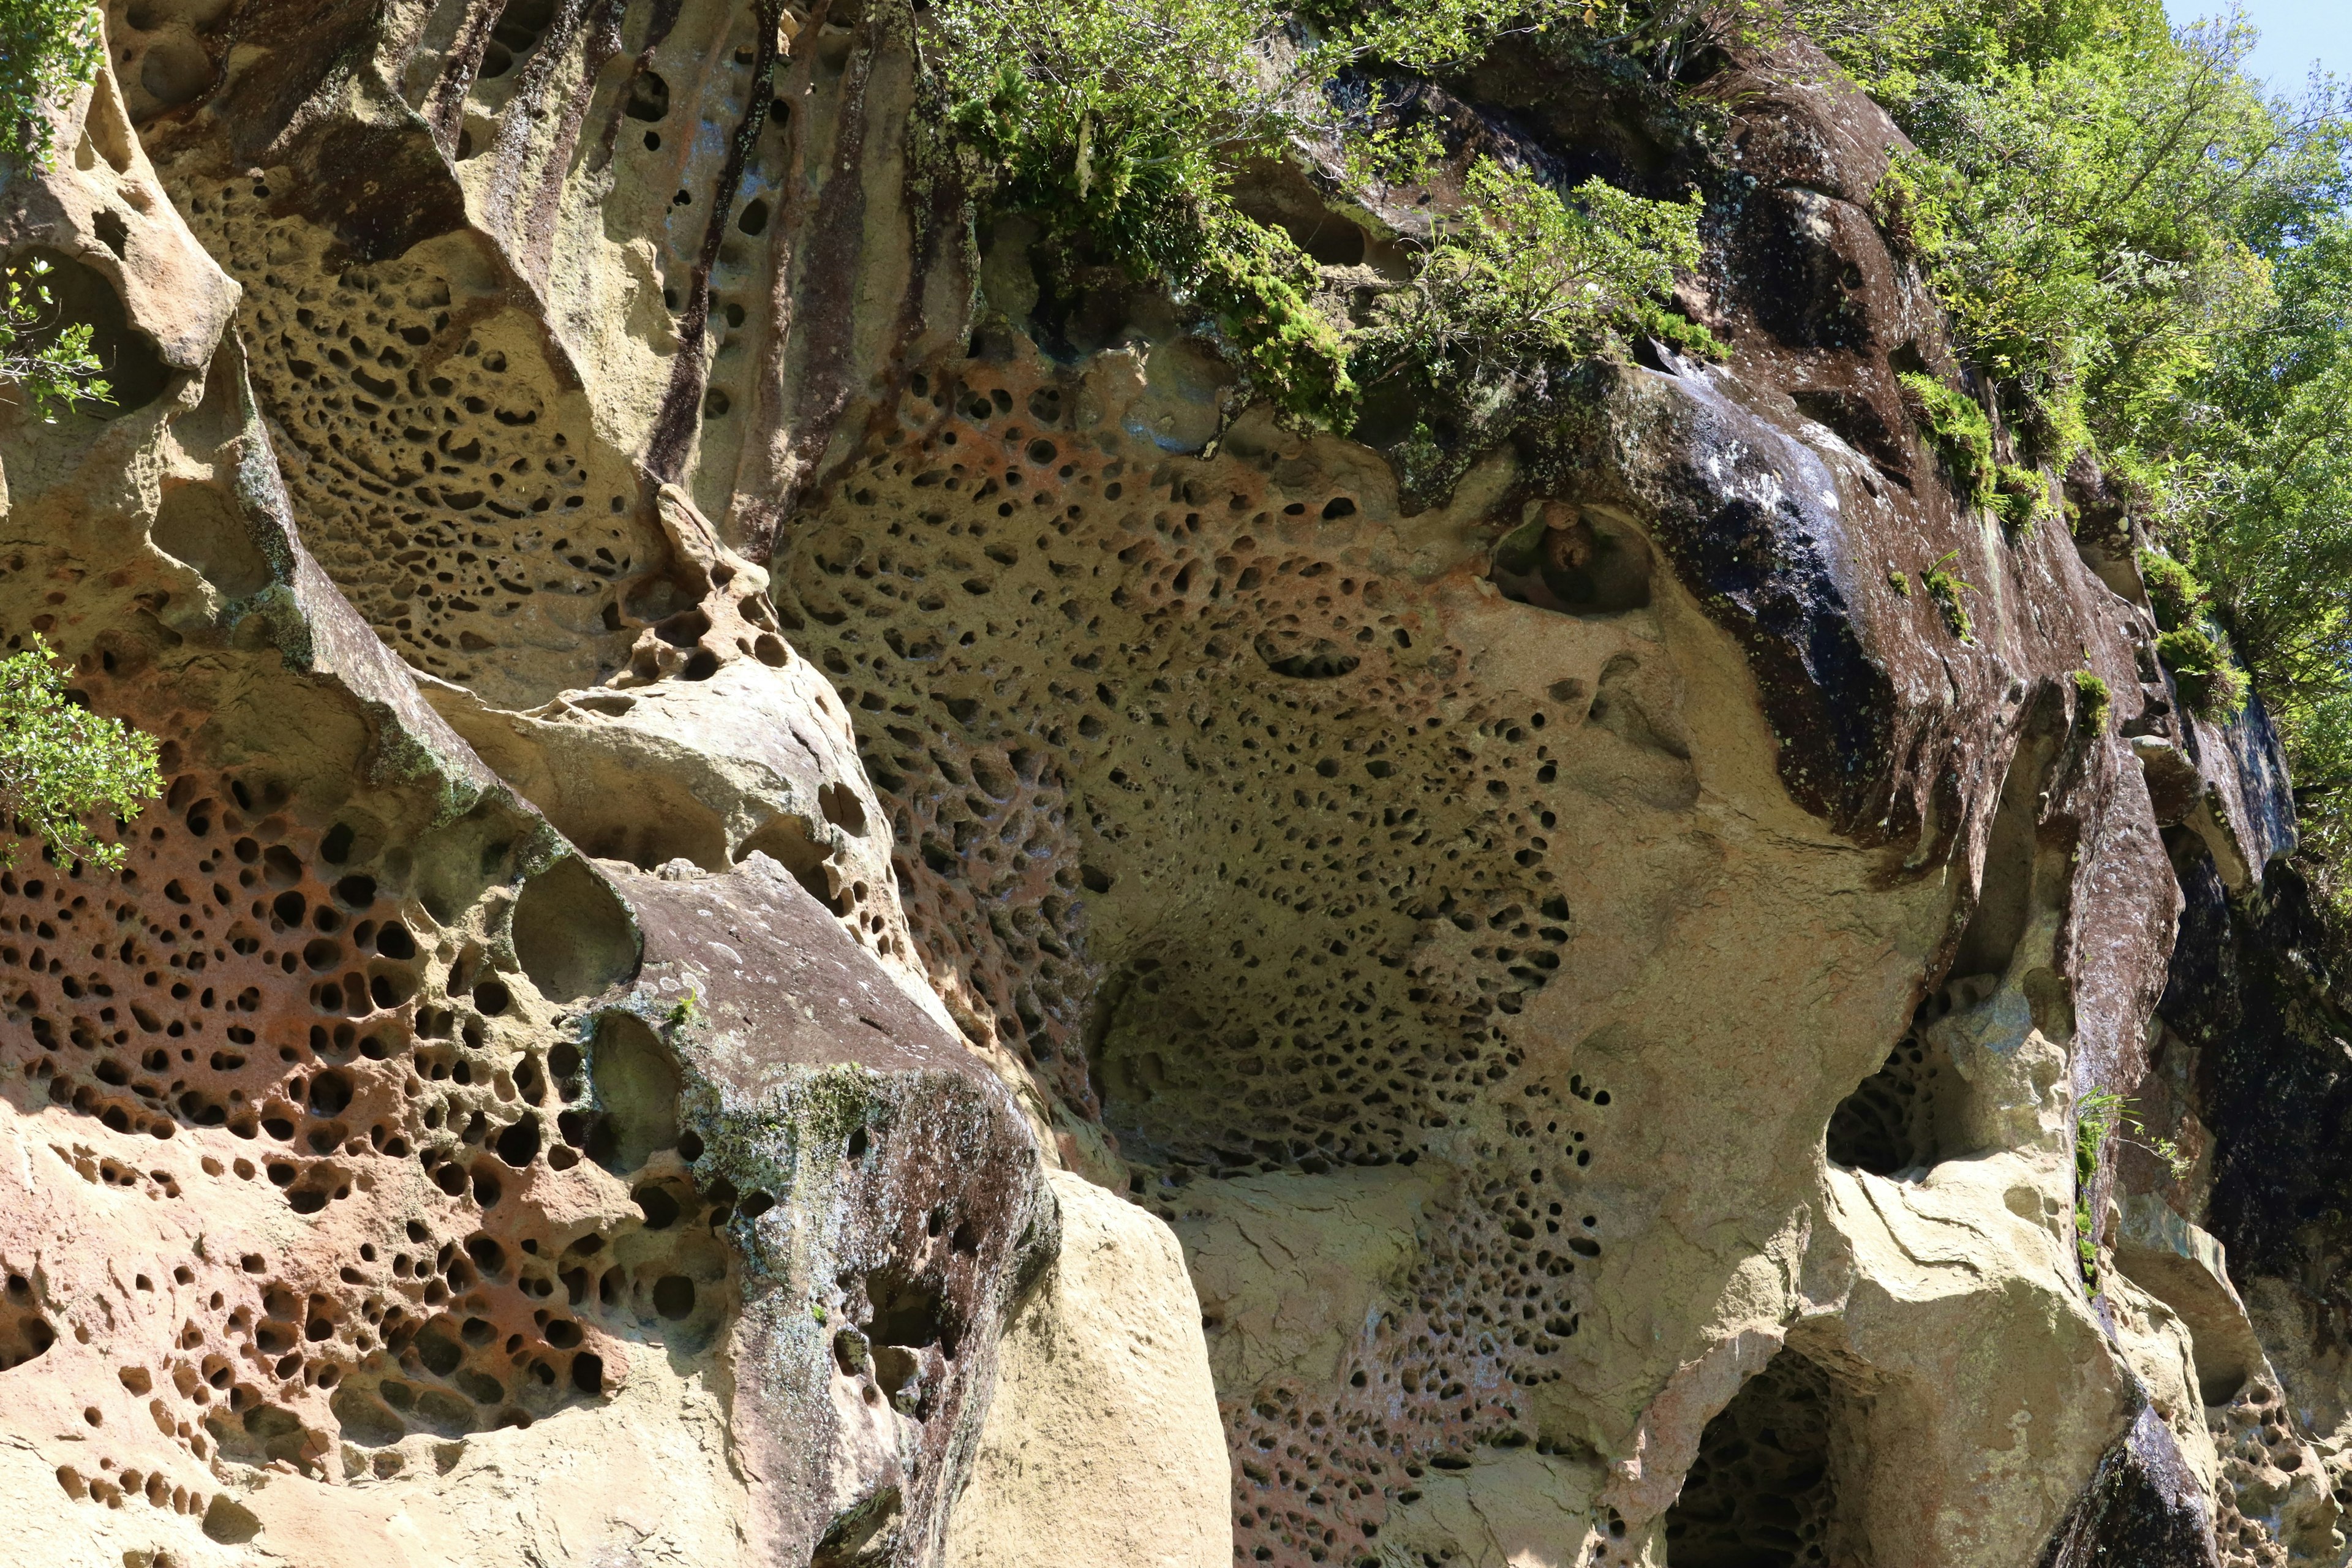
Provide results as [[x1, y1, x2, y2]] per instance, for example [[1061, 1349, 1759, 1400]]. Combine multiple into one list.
[[151, 481, 274, 598], [587, 1011, 680, 1173], [1825, 998, 1950, 1177], [1663, 1350, 1860, 1567], [513, 858, 639, 1003]]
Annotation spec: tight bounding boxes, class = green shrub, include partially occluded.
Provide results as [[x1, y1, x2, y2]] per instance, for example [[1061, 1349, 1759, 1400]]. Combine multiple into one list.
[[0, 635, 160, 869], [1357, 160, 1716, 393], [1188, 209, 1357, 430], [2155, 626, 2246, 722], [1898, 371, 1993, 504], [2073, 669, 2111, 734], [1922, 551, 1976, 640], [2136, 549, 2205, 631], [0, 0, 104, 165]]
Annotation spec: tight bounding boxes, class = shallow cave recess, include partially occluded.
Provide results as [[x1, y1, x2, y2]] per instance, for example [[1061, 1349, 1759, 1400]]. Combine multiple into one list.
[[1825, 985, 1970, 1176], [1663, 1348, 1866, 1567], [1826, 718, 2063, 1178]]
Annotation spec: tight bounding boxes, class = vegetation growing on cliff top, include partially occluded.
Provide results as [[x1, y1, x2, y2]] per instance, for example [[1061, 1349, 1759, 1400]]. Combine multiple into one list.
[[930, 0, 2352, 882], [927, 0, 1715, 430], [1551, 0, 2352, 883]]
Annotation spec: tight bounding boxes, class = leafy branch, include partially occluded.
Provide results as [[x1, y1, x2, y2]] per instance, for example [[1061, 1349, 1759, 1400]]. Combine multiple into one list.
[[1, 258, 111, 420], [0, 635, 161, 870]]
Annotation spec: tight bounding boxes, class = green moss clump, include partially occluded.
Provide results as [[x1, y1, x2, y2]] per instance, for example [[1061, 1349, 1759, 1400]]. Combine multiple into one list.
[[1992, 464, 2046, 535], [2073, 669, 2111, 734], [2136, 549, 2206, 631], [2074, 1086, 2125, 1291], [2156, 626, 2247, 722], [1887, 568, 1911, 597], [1921, 551, 1975, 641], [1898, 371, 1994, 505]]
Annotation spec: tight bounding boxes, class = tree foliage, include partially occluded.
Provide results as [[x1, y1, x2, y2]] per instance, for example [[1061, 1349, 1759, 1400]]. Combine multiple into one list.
[[0, 637, 160, 870], [1781, 0, 2352, 881], [0, 0, 104, 165]]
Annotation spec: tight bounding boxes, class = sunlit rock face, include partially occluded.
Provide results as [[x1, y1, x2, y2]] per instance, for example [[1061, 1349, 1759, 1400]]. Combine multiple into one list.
[[0, 4, 2319, 1566]]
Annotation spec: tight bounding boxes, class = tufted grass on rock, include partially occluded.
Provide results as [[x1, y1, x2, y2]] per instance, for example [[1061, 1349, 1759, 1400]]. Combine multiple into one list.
[[2073, 669, 2111, 734], [1921, 551, 1976, 641]]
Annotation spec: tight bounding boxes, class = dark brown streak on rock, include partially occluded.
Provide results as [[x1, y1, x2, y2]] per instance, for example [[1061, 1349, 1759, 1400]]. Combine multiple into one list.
[[586, 0, 689, 180], [644, 0, 786, 483], [421, 0, 508, 153], [477, 0, 600, 286], [516, 0, 628, 287], [729, 0, 897, 559], [723, 0, 835, 551]]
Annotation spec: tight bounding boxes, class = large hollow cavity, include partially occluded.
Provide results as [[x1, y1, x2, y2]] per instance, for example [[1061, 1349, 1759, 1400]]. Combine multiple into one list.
[[1951, 722, 2061, 984], [1490, 505, 1654, 616], [1664, 1349, 1861, 1567], [512, 856, 639, 1003], [9, 249, 172, 415], [587, 1011, 680, 1174], [151, 480, 274, 598]]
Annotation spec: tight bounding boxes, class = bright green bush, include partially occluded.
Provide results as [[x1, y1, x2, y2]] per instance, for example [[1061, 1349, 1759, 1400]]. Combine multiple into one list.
[[928, 0, 1716, 429], [1356, 160, 1714, 393], [0, 0, 104, 165], [2156, 626, 2246, 722], [0, 636, 160, 869]]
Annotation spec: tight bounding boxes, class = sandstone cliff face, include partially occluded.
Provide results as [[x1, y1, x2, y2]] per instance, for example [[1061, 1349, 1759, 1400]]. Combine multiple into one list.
[[0, 6, 2335, 1567]]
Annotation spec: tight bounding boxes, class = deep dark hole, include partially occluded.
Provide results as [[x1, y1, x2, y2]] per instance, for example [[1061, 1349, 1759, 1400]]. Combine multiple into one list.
[[1663, 1351, 1845, 1567]]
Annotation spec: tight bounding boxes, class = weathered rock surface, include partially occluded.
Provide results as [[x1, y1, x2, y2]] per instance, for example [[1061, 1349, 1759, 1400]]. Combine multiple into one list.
[[944, 1168, 1228, 1568], [0, 4, 2340, 1567]]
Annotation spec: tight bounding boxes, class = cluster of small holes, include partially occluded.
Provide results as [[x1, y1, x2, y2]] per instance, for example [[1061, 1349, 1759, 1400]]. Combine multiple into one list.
[[1660, 1352, 1845, 1567], [162, 180, 666, 710], [772, 358, 1686, 1566], [2209, 1382, 2309, 1568], [0, 690, 731, 1490]]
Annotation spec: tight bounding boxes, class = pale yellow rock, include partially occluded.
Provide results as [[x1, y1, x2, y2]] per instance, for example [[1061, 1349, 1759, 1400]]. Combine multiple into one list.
[[1373, 1446, 1602, 1568], [946, 1169, 1229, 1568]]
